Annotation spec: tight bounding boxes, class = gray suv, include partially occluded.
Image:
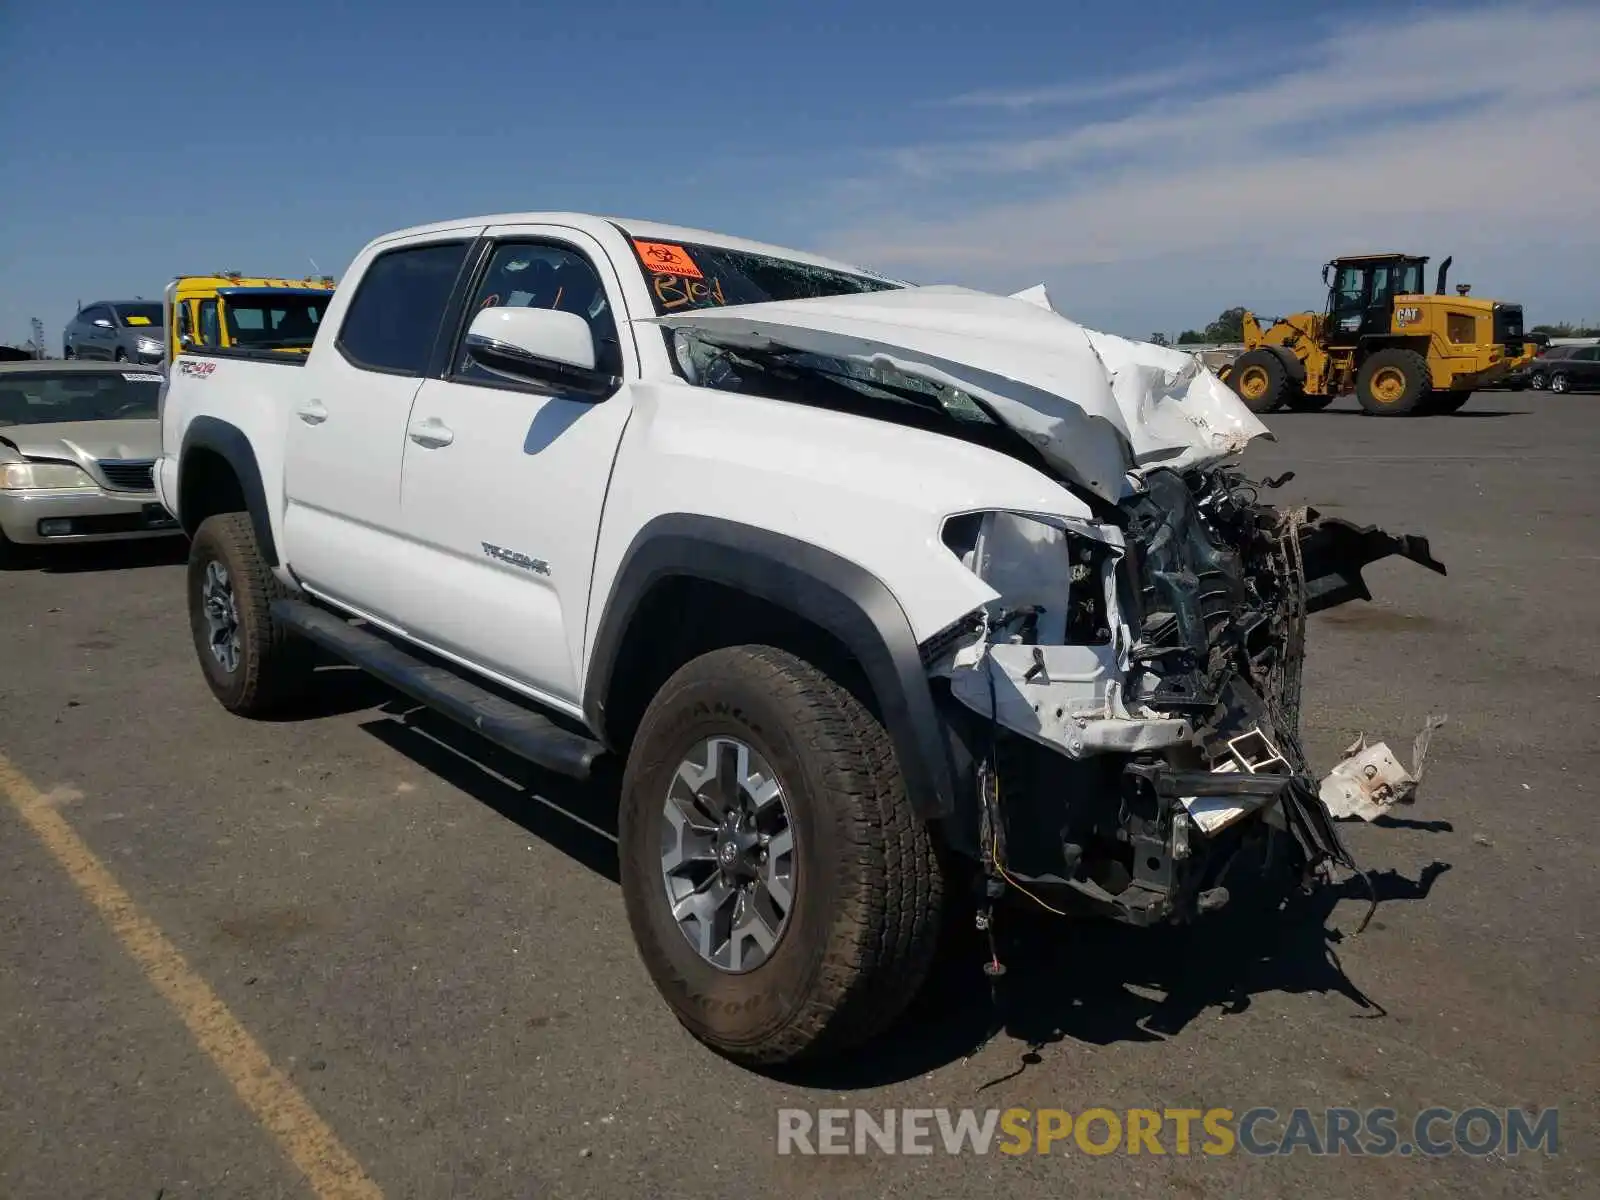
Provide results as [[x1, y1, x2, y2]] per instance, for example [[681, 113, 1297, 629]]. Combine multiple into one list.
[[63, 301, 166, 364]]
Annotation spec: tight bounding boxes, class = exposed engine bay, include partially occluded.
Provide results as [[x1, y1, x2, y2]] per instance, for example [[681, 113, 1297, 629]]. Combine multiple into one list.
[[928, 464, 1447, 927], [646, 283, 1450, 929]]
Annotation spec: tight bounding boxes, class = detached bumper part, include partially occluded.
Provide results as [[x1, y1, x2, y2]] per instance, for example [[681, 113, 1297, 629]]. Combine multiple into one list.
[[1297, 513, 1447, 614]]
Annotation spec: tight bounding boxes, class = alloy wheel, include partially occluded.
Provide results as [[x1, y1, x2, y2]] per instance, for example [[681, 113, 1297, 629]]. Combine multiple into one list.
[[659, 735, 796, 972], [201, 560, 242, 673]]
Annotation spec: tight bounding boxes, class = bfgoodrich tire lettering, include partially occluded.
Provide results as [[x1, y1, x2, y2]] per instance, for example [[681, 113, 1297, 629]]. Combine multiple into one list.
[[618, 645, 943, 1065], [186, 512, 310, 715]]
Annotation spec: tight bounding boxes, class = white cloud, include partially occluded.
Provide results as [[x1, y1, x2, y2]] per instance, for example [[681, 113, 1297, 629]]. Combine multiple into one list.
[[817, 5, 1600, 331], [941, 62, 1227, 112]]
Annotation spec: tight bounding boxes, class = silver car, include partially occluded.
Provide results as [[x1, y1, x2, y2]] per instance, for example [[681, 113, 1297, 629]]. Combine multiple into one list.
[[62, 300, 167, 364], [0, 361, 181, 561]]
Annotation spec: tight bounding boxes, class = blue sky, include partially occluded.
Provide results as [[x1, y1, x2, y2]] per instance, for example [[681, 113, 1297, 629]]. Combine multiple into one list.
[[2, 0, 1596, 348]]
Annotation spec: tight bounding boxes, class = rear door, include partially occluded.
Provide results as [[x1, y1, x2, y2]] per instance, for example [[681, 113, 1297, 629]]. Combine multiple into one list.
[[388, 226, 638, 711], [281, 235, 477, 621]]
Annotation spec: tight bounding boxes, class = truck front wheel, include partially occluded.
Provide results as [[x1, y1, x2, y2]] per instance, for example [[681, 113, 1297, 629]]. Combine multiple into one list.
[[618, 644, 944, 1065], [186, 512, 311, 715], [1228, 349, 1295, 414]]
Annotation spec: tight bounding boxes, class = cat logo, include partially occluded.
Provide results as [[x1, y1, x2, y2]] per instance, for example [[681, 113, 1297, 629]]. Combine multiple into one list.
[[1396, 306, 1422, 326]]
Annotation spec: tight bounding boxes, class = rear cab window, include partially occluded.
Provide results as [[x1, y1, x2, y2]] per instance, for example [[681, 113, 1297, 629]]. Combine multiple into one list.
[[336, 241, 470, 376]]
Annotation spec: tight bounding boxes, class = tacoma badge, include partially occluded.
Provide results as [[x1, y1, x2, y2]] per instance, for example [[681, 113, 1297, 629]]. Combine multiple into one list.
[[481, 542, 550, 576]]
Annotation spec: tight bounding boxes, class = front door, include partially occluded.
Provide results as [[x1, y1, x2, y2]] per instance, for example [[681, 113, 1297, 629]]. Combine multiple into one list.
[[1362, 263, 1399, 338], [1327, 266, 1368, 343], [281, 236, 476, 622], [1573, 346, 1600, 389], [391, 228, 637, 713], [83, 306, 116, 359]]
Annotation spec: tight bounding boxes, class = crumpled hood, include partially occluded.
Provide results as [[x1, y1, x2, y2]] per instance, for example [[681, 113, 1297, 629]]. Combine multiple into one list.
[[0, 419, 162, 466], [643, 284, 1269, 503]]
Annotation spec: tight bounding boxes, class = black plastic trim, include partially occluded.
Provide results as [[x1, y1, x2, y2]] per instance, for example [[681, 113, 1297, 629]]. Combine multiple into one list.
[[1263, 344, 1307, 385], [175, 347, 306, 366], [273, 599, 604, 780], [178, 415, 278, 565], [584, 514, 957, 819], [425, 235, 492, 380]]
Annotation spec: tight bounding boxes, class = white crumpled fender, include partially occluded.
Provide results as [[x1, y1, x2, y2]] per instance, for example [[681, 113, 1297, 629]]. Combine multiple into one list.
[[644, 284, 1269, 502]]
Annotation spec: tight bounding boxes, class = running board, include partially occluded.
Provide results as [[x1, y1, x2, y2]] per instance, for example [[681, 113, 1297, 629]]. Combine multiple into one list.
[[271, 599, 605, 781]]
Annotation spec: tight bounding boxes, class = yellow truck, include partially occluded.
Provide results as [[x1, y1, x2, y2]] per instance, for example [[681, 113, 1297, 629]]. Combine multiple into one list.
[[166, 273, 336, 360]]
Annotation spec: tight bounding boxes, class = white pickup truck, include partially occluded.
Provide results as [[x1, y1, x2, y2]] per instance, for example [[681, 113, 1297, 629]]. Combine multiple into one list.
[[156, 212, 1446, 1065]]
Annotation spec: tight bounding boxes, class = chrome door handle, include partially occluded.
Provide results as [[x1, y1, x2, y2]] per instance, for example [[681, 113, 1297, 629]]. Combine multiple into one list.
[[296, 399, 329, 425], [407, 417, 454, 448]]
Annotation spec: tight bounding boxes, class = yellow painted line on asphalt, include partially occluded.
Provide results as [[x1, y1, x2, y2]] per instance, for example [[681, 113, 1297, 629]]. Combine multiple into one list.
[[0, 752, 383, 1200]]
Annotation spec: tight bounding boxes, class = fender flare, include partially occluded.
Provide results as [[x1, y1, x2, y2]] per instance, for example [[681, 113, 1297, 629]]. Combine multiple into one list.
[[584, 514, 958, 819], [1263, 344, 1308, 384], [178, 416, 278, 566]]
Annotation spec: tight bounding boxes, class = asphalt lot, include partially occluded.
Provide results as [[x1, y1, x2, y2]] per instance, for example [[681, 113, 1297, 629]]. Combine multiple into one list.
[[1, 390, 1596, 1199]]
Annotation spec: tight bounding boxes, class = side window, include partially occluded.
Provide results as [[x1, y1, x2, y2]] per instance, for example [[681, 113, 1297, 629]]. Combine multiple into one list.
[[454, 241, 623, 383], [86, 305, 112, 327], [336, 241, 470, 376], [177, 302, 193, 346], [198, 300, 220, 346]]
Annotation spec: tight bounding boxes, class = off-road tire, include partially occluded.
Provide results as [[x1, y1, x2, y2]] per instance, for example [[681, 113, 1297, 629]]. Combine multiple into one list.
[[186, 512, 311, 716], [1356, 348, 1430, 415], [618, 644, 944, 1066], [1419, 389, 1471, 415], [1229, 349, 1295, 414]]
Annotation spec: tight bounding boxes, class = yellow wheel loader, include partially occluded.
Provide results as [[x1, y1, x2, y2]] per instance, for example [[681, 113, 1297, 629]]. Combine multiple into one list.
[[1222, 254, 1525, 416]]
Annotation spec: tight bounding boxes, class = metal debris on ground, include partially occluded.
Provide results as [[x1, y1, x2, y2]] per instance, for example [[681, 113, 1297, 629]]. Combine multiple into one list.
[[1319, 714, 1448, 820]]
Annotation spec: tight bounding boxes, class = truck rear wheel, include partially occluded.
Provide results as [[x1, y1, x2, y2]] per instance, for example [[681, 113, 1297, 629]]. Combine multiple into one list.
[[1356, 349, 1430, 415], [618, 644, 943, 1065], [1229, 349, 1293, 413], [186, 512, 312, 716]]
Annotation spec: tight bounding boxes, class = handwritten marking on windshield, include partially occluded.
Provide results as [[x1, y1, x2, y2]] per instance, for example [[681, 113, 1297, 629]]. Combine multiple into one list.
[[654, 273, 727, 311]]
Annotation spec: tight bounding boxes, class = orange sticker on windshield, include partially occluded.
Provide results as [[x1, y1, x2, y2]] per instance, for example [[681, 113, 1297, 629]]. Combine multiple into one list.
[[634, 241, 703, 279]]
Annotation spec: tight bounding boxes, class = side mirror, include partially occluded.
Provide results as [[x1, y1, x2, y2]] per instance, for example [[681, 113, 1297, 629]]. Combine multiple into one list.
[[93, 318, 113, 329], [464, 307, 615, 397]]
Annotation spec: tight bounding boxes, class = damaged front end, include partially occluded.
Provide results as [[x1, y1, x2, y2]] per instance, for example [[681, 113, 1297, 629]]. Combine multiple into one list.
[[931, 467, 1447, 928]]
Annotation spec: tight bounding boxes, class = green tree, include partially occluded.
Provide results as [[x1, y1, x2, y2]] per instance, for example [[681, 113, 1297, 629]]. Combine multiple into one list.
[[1532, 322, 1600, 337], [1148, 331, 1170, 347], [1203, 306, 1248, 344], [1176, 330, 1207, 344]]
